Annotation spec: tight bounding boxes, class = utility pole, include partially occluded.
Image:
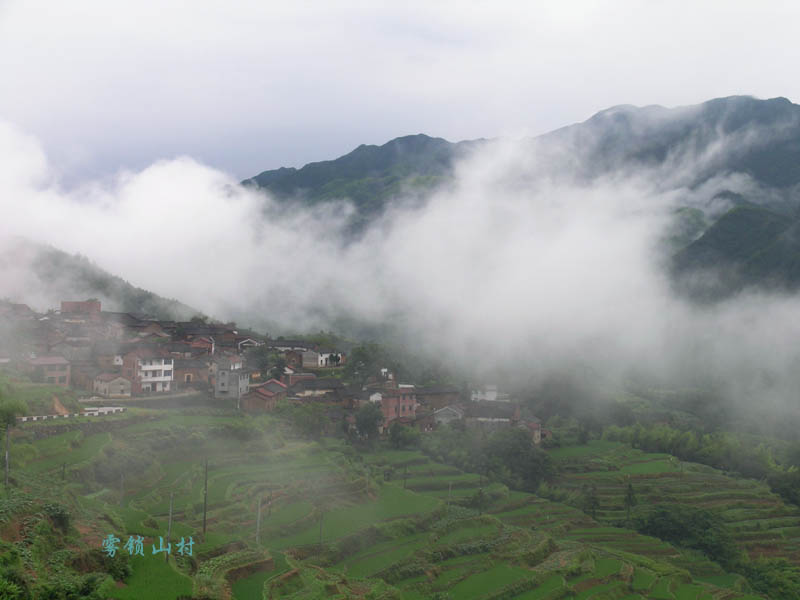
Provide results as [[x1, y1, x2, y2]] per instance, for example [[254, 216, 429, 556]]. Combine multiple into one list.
[[166, 492, 174, 563], [256, 497, 262, 545], [202, 459, 208, 536], [4, 423, 9, 488]]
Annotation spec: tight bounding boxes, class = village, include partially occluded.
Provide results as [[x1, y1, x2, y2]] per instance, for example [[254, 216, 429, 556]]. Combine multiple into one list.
[[0, 299, 549, 444]]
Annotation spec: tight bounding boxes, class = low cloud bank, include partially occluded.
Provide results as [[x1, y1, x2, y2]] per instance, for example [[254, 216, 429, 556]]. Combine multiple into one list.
[[2, 120, 800, 407]]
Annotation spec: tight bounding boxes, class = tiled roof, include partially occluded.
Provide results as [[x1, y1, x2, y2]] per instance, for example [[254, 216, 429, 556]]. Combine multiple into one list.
[[29, 356, 69, 366], [95, 373, 130, 382]]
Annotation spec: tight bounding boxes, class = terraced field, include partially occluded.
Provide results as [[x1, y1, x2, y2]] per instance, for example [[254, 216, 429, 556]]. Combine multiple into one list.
[[355, 449, 764, 600], [12, 412, 770, 599], [550, 440, 800, 563]]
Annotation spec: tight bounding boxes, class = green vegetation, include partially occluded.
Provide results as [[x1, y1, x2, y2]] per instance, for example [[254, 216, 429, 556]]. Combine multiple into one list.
[[0, 381, 777, 599], [244, 134, 476, 231], [4, 239, 199, 320]]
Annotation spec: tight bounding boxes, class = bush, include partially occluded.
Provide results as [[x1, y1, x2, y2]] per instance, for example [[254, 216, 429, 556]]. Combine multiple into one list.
[[631, 504, 741, 568], [42, 503, 70, 532]]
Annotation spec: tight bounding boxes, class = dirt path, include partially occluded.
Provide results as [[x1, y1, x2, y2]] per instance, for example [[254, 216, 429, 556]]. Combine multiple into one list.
[[52, 396, 69, 415]]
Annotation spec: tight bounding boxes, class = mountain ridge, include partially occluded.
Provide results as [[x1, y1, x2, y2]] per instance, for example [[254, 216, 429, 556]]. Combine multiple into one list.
[[244, 95, 800, 300], [0, 237, 201, 321]]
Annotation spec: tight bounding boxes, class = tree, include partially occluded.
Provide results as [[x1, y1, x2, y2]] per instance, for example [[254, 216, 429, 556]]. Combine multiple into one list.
[[355, 403, 384, 443], [247, 347, 285, 381], [269, 355, 287, 380], [578, 426, 590, 445], [624, 480, 637, 521], [470, 488, 489, 515], [0, 393, 26, 488], [389, 423, 420, 449], [344, 345, 382, 386], [581, 484, 600, 519], [483, 428, 555, 492]]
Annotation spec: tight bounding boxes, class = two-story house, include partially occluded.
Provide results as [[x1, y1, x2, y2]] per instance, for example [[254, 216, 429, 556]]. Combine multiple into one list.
[[370, 383, 417, 432], [28, 356, 71, 387], [122, 349, 174, 395], [214, 356, 250, 404]]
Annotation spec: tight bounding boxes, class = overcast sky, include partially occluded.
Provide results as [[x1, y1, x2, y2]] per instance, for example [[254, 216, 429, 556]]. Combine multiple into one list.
[[1, 0, 799, 183]]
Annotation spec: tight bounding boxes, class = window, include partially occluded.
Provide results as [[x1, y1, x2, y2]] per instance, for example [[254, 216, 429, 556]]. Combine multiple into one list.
[[163, 370, 172, 378], [185, 374, 192, 382]]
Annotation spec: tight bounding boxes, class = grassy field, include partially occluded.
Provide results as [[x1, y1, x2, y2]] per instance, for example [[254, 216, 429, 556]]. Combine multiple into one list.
[[106, 556, 193, 599]]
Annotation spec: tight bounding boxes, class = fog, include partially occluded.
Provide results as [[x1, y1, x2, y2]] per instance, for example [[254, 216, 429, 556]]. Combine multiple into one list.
[[3, 117, 800, 409]]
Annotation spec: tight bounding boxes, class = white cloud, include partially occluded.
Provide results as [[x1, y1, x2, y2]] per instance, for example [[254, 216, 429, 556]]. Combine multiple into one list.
[[4, 119, 800, 408]]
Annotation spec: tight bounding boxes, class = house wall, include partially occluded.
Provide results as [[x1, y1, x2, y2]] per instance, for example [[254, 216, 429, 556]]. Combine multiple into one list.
[[465, 417, 511, 433], [174, 367, 208, 389], [471, 386, 498, 402], [61, 300, 101, 316], [379, 390, 416, 430], [416, 390, 461, 410], [433, 408, 462, 426], [122, 354, 174, 395], [93, 377, 131, 398], [302, 351, 319, 368], [215, 370, 249, 399], [32, 362, 71, 387]]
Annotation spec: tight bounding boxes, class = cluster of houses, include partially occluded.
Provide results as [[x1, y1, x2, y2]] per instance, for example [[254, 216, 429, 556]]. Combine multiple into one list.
[[0, 299, 549, 444], [0, 299, 343, 403]]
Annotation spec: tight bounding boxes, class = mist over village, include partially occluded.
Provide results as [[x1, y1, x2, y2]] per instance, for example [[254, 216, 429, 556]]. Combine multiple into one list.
[[4, 2, 800, 599]]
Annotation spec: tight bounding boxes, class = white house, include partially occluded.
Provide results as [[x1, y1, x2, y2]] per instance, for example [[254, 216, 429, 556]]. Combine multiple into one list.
[[123, 350, 174, 394]]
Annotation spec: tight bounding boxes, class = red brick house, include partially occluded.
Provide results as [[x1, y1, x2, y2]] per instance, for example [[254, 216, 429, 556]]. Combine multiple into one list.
[[61, 300, 102, 316], [174, 358, 210, 389], [241, 379, 287, 412], [27, 356, 71, 387], [370, 384, 417, 432], [286, 372, 316, 386]]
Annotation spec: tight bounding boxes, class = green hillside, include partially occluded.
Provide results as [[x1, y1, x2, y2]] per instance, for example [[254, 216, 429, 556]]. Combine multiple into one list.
[[244, 134, 483, 229], [672, 206, 800, 300], [0, 397, 781, 599], [244, 96, 800, 298], [1, 238, 200, 319]]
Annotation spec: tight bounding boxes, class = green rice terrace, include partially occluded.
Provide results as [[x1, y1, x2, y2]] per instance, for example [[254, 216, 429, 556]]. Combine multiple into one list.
[[0, 404, 776, 599], [548, 440, 800, 564]]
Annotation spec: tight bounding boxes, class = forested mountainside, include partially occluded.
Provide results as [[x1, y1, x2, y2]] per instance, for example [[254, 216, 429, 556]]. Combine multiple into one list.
[[0, 238, 199, 320], [245, 96, 800, 300]]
